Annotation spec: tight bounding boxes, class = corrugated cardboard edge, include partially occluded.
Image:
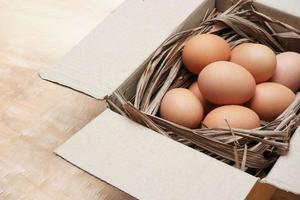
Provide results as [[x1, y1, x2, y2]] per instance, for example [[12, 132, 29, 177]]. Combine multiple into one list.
[[56, 109, 258, 200], [39, 0, 209, 99], [262, 127, 300, 195]]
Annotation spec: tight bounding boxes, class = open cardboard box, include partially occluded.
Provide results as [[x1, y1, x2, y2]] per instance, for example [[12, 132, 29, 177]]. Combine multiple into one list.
[[40, 0, 300, 199]]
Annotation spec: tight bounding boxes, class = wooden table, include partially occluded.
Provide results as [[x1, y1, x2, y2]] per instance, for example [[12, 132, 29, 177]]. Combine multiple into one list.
[[0, 1, 298, 199], [0, 0, 133, 199]]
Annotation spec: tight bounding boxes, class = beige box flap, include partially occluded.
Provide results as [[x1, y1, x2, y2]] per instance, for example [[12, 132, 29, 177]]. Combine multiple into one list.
[[263, 127, 300, 195], [257, 0, 300, 18], [56, 109, 257, 200], [40, 0, 208, 99]]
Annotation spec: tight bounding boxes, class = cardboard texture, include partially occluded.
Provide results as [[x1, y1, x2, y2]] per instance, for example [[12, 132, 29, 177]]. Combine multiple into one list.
[[262, 127, 300, 195], [257, 0, 300, 18], [41, 0, 300, 199], [56, 109, 257, 200]]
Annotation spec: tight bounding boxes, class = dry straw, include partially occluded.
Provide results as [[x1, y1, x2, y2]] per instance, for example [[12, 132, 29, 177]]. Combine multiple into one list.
[[108, 0, 300, 176]]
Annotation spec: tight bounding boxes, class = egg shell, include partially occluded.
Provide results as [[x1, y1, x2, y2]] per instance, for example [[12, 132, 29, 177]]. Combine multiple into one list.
[[189, 81, 217, 114], [270, 52, 300, 92], [188, 81, 206, 103], [198, 61, 256, 105], [231, 43, 276, 83], [182, 34, 231, 74], [247, 82, 296, 122], [159, 88, 204, 129], [203, 105, 260, 129]]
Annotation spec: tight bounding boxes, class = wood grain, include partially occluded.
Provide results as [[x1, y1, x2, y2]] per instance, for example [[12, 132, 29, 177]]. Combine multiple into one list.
[[0, 0, 132, 199]]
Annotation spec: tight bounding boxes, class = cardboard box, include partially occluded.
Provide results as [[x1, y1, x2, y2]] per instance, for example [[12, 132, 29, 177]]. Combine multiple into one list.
[[40, 0, 300, 199]]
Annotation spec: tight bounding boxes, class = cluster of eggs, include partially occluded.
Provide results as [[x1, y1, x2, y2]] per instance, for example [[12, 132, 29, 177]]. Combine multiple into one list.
[[159, 34, 299, 129]]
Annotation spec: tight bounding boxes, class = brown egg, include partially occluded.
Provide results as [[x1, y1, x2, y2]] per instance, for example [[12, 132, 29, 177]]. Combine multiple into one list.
[[248, 82, 296, 121], [182, 34, 231, 74], [198, 61, 256, 105], [160, 88, 204, 128], [203, 105, 260, 129], [188, 81, 217, 114], [270, 52, 300, 92], [231, 43, 276, 83], [188, 81, 206, 103]]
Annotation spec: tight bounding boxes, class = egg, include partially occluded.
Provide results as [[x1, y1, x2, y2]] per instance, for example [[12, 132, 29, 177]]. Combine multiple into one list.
[[188, 81, 205, 103], [203, 105, 260, 129], [160, 88, 204, 128], [247, 82, 296, 121], [182, 34, 231, 74], [189, 81, 217, 114], [270, 52, 300, 92], [230, 43, 276, 83], [198, 61, 256, 105]]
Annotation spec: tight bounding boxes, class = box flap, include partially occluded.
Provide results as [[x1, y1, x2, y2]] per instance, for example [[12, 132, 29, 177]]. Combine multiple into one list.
[[40, 0, 208, 99], [256, 0, 300, 19], [263, 127, 300, 195], [56, 109, 257, 200]]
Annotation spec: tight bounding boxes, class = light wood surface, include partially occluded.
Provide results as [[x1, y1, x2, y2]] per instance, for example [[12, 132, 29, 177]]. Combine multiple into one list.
[[0, 0, 132, 199], [0, 1, 299, 199]]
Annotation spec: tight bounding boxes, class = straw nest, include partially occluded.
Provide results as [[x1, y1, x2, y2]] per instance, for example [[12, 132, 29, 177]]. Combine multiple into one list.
[[108, 0, 300, 177]]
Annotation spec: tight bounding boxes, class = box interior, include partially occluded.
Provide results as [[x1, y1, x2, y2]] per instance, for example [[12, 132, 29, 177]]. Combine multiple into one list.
[[109, 0, 300, 192], [112, 0, 300, 106]]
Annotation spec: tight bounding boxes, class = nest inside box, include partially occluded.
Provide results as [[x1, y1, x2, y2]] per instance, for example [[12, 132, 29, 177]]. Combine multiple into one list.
[[108, 0, 300, 177]]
